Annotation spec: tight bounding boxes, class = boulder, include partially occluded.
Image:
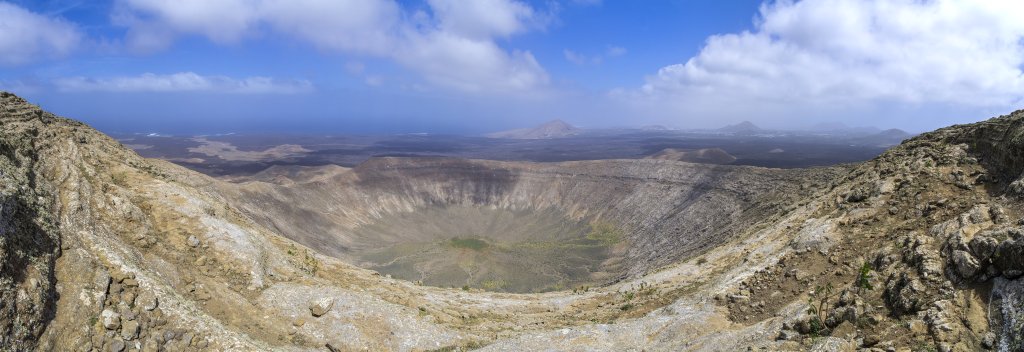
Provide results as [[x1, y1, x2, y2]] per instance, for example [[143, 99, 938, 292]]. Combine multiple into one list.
[[884, 273, 925, 316], [969, 235, 999, 261], [994, 239, 1024, 278], [309, 297, 334, 317], [950, 250, 981, 279]]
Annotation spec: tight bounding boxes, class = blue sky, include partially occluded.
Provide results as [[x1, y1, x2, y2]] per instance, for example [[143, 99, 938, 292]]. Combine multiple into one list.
[[2, 0, 1023, 134]]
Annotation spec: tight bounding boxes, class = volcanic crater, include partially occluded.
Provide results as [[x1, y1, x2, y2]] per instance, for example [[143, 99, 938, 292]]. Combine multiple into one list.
[[227, 157, 825, 293]]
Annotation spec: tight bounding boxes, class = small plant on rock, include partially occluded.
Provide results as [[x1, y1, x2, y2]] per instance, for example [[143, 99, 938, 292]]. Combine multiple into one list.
[[856, 261, 874, 293], [806, 283, 835, 335]]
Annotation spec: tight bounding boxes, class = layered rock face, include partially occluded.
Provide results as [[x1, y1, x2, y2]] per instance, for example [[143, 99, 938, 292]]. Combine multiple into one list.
[[0, 93, 61, 350], [1, 91, 1024, 351]]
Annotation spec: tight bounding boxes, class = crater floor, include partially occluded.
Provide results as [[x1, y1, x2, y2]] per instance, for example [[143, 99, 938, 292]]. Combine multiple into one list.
[[349, 205, 625, 292]]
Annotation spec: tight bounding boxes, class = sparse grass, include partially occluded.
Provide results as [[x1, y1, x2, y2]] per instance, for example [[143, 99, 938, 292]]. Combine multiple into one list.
[[110, 171, 128, 187], [586, 222, 623, 245], [302, 249, 320, 276], [481, 279, 507, 291], [448, 237, 489, 251]]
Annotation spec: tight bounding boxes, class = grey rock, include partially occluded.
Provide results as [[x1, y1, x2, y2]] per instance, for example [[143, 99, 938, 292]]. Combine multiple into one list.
[[187, 235, 200, 248], [994, 239, 1023, 276], [969, 235, 1000, 261], [310, 297, 334, 317], [136, 291, 158, 311], [121, 320, 140, 340], [142, 339, 160, 352], [810, 336, 856, 352], [951, 250, 980, 279], [883, 273, 924, 316], [776, 329, 800, 341], [109, 339, 126, 352], [101, 309, 121, 330]]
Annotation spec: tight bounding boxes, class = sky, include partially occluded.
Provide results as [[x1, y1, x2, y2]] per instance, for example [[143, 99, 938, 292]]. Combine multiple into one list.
[[1, 0, 1023, 135]]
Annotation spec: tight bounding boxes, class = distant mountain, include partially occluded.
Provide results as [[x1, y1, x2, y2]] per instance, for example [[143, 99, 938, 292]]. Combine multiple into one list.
[[876, 128, 911, 138], [718, 121, 762, 134], [640, 125, 669, 131], [849, 128, 914, 146], [486, 120, 580, 139]]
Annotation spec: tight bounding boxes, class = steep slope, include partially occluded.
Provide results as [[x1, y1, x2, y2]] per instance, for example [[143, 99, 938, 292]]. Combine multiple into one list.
[[1, 91, 1023, 351], [0, 93, 62, 350]]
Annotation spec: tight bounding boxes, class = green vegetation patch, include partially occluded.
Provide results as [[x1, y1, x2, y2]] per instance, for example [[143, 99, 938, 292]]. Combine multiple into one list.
[[586, 222, 623, 245], [448, 237, 489, 251]]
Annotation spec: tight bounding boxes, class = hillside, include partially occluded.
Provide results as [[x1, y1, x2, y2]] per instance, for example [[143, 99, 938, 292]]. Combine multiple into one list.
[[1, 91, 1022, 351], [485, 120, 580, 139], [644, 147, 737, 164]]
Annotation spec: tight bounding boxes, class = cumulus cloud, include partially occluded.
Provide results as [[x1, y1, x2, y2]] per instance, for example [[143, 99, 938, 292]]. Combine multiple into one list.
[[630, 0, 1024, 125], [0, 2, 81, 65], [112, 0, 549, 93], [54, 72, 313, 94], [427, 0, 538, 39]]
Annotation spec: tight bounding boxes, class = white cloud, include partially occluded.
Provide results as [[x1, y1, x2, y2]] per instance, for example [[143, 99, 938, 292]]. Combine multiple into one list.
[[427, 0, 537, 39], [0, 2, 81, 65], [606, 45, 626, 57], [114, 0, 260, 49], [256, 0, 402, 55], [54, 72, 313, 94], [564, 46, 626, 65], [564, 49, 600, 65], [112, 0, 549, 93], [630, 0, 1024, 125]]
